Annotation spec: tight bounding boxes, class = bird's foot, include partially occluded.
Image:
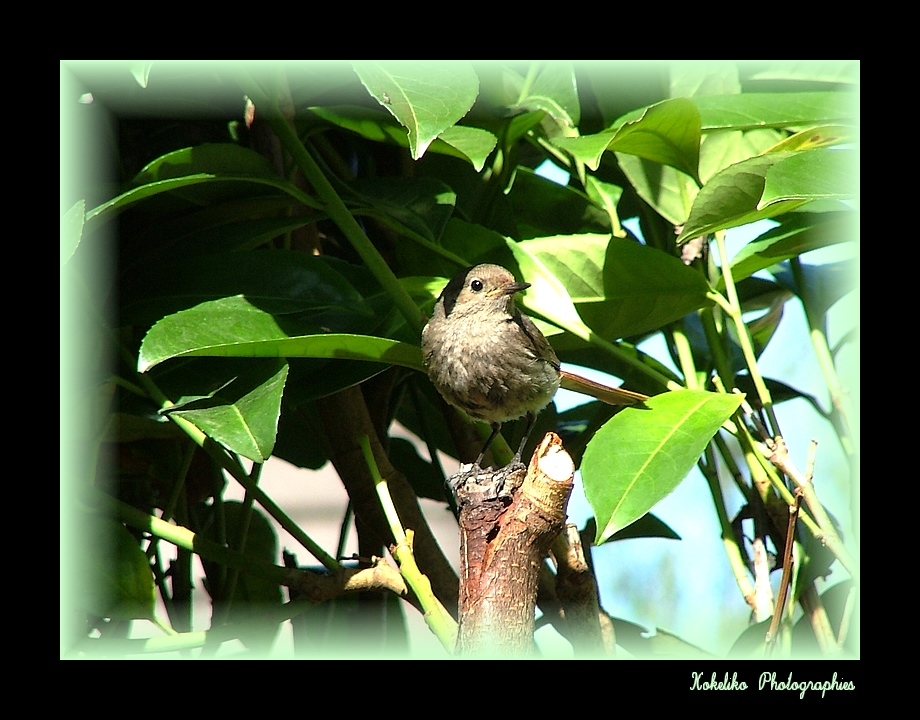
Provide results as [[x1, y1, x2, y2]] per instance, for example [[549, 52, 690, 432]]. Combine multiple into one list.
[[447, 460, 526, 502], [447, 463, 488, 492]]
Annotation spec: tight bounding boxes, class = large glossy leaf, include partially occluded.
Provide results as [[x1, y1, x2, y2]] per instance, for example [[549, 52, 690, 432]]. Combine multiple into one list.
[[81, 518, 156, 621], [506, 239, 590, 336], [353, 61, 480, 159], [309, 105, 496, 171], [139, 295, 424, 373], [85, 145, 317, 231], [352, 177, 456, 243], [583, 390, 744, 544], [163, 359, 289, 462], [694, 92, 855, 132], [511, 234, 712, 340], [507, 168, 611, 239], [678, 148, 855, 243], [676, 154, 803, 243], [724, 212, 856, 288], [122, 251, 370, 328], [618, 128, 782, 226], [553, 98, 701, 181], [759, 148, 858, 208], [505, 62, 580, 128]]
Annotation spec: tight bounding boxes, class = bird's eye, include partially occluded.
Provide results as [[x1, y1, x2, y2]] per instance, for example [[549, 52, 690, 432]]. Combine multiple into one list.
[[470, 279, 484, 292]]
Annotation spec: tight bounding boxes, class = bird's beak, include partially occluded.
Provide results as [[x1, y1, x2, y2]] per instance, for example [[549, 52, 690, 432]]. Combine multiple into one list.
[[494, 281, 530, 297]]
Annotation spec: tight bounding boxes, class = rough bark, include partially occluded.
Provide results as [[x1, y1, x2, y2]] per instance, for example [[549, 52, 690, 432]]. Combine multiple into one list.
[[454, 432, 574, 656]]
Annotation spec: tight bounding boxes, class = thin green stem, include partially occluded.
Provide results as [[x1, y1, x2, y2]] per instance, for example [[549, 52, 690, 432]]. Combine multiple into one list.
[[100, 490, 289, 585], [700, 443, 755, 606], [358, 435, 458, 650], [700, 304, 736, 394], [712, 232, 781, 436], [670, 324, 700, 390], [216, 462, 263, 627], [239, 73, 424, 335], [790, 258, 858, 465]]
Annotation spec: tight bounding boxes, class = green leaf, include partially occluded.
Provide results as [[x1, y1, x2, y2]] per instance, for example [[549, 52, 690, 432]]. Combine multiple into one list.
[[353, 61, 480, 159], [309, 105, 496, 171], [618, 128, 782, 226], [166, 359, 289, 462], [507, 168, 611, 239], [353, 177, 456, 243], [122, 250, 370, 328], [698, 128, 785, 183], [138, 295, 424, 372], [511, 234, 712, 341], [434, 124, 497, 172], [765, 124, 855, 153], [82, 518, 156, 621], [772, 259, 857, 319], [506, 239, 590, 336], [615, 155, 697, 226], [61, 199, 85, 266], [85, 145, 318, 231], [583, 390, 744, 544], [590, 237, 714, 339], [507, 62, 580, 128], [583, 176, 626, 237], [677, 153, 806, 243], [134, 143, 278, 183], [694, 92, 855, 132], [679, 147, 856, 243], [747, 61, 859, 85], [554, 98, 701, 181], [725, 212, 855, 288], [759, 148, 858, 208]]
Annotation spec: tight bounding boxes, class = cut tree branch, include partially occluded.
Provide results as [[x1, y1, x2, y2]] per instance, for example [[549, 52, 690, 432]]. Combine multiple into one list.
[[454, 432, 574, 657]]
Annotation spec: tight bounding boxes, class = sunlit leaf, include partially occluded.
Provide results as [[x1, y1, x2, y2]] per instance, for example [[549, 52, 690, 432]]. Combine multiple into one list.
[[583, 390, 744, 544], [138, 295, 424, 372], [554, 98, 701, 181], [353, 61, 479, 159]]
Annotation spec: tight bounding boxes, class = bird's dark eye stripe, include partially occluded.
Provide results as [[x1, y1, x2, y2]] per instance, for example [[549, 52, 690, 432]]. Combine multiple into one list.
[[471, 279, 483, 292]]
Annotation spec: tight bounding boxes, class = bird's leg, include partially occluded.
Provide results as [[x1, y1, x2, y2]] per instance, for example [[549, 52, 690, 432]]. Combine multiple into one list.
[[511, 411, 536, 467], [474, 422, 502, 467], [447, 422, 502, 496]]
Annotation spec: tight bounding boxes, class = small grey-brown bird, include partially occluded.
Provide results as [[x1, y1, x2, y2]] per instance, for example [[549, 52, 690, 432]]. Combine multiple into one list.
[[421, 263, 647, 467]]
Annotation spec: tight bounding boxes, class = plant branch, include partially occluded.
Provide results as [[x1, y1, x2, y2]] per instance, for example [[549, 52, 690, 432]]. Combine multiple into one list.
[[711, 232, 781, 436], [358, 434, 458, 651]]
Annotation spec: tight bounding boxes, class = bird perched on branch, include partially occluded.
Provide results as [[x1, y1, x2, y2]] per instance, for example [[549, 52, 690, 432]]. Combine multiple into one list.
[[421, 264, 647, 467]]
